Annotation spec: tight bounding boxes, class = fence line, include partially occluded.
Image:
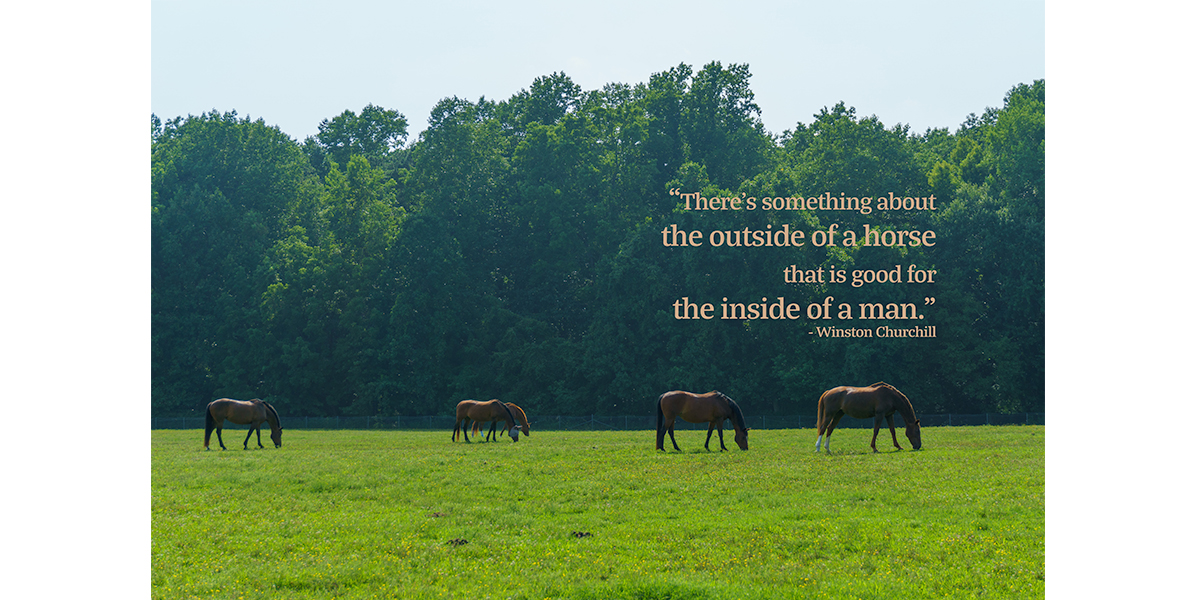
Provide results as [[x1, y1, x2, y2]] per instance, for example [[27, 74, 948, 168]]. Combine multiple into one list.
[[151, 413, 1045, 430]]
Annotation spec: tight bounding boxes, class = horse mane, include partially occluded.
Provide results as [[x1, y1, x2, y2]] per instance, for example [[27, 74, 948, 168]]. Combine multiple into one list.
[[506, 403, 528, 423], [717, 392, 748, 431], [497, 400, 516, 427], [262, 401, 282, 429]]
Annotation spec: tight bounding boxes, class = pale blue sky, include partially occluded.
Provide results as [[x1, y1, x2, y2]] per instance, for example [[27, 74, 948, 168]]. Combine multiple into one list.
[[152, 0, 1045, 141]]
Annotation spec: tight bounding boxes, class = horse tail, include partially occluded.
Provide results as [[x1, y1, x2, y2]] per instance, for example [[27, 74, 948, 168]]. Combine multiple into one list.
[[204, 402, 216, 446], [815, 390, 825, 430], [656, 394, 665, 433]]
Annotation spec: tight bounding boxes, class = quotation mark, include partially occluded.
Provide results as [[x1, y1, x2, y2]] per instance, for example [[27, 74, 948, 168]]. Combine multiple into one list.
[[924, 297, 936, 305]]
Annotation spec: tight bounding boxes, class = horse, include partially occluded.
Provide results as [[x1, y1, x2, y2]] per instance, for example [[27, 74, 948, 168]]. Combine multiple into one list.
[[656, 390, 749, 451], [814, 382, 921, 453], [204, 398, 283, 450], [471, 402, 530, 441], [452, 400, 519, 443]]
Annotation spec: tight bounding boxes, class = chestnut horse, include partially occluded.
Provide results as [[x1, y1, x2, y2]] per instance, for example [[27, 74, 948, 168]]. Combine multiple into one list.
[[656, 390, 749, 451], [472, 402, 530, 441], [815, 382, 921, 453], [204, 398, 283, 450], [452, 400, 519, 443]]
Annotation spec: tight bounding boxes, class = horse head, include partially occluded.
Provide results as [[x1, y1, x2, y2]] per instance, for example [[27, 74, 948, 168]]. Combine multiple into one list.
[[726, 396, 750, 450], [263, 402, 283, 448], [905, 419, 921, 450], [734, 427, 749, 451]]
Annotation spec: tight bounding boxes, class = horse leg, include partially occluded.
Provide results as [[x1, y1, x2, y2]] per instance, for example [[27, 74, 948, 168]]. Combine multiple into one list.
[[488, 421, 498, 442], [255, 425, 264, 449], [871, 414, 885, 453], [716, 423, 727, 451], [663, 416, 681, 451], [216, 427, 227, 450], [825, 413, 844, 453], [243, 426, 255, 450], [886, 414, 902, 450], [704, 423, 715, 451]]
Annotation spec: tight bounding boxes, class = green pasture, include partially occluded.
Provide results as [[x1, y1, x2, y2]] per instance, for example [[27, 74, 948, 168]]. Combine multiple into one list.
[[151, 426, 1044, 599]]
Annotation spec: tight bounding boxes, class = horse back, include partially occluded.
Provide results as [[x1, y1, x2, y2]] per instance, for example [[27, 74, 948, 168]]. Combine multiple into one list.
[[838, 386, 897, 419], [208, 398, 266, 425], [455, 399, 481, 419], [660, 390, 732, 424]]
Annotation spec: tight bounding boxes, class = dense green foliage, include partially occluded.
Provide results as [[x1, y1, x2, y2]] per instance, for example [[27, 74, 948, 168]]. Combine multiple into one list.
[[151, 427, 1044, 599], [152, 63, 1044, 418]]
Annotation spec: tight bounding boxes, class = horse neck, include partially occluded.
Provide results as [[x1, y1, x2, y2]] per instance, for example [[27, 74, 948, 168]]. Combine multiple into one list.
[[263, 403, 282, 431], [726, 399, 747, 431], [890, 392, 916, 425], [498, 402, 516, 428]]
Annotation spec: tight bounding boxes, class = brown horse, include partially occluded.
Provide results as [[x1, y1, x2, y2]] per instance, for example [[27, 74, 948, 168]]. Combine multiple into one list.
[[472, 402, 530, 441], [815, 382, 921, 453], [656, 390, 749, 451], [204, 398, 283, 450], [452, 400, 519, 443]]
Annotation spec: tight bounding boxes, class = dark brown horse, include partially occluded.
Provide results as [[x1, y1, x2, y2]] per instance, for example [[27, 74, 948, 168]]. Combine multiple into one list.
[[452, 400, 519, 443], [656, 390, 749, 451], [815, 382, 921, 453], [204, 398, 283, 450], [472, 402, 530, 441]]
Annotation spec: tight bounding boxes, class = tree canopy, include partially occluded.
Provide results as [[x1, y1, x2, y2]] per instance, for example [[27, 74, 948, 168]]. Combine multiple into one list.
[[152, 63, 1045, 418]]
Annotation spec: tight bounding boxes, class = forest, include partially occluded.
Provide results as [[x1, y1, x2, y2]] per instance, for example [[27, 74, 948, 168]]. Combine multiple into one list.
[[151, 62, 1044, 419]]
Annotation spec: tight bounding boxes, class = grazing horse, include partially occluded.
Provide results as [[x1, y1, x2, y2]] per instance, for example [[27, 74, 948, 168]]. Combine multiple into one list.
[[656, 390, 749, 451], [204, 398, 283, 450], [815, 382, 921, 453], [452, 400, 519, 443], [472, 402, 530, 441]]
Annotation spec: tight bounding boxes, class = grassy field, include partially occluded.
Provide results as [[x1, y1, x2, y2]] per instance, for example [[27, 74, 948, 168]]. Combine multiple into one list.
[[151, 426, 1043, 599]]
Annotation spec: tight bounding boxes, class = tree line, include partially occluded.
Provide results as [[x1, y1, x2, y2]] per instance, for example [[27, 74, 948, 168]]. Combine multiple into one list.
[[152, 62, 1044, 419]]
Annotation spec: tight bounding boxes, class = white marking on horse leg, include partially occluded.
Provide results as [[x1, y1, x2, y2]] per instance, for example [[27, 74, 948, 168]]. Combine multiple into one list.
[[815, 434, 823, 451]]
